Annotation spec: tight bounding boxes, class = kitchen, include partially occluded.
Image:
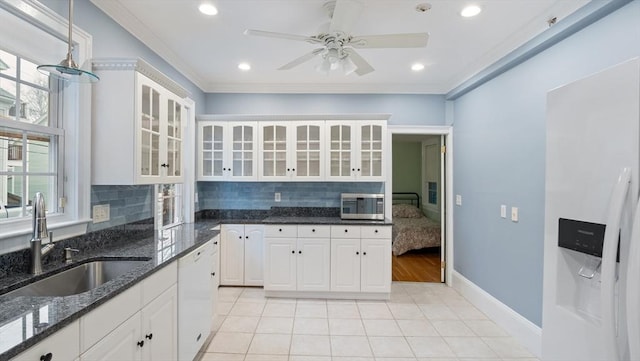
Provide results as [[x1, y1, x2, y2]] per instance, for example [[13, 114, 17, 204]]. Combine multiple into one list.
[[1, 0, 639, 360]]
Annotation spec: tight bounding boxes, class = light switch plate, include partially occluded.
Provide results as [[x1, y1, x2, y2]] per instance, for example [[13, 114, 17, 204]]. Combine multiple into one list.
[[275, 192, 281, 202], [511, 207, 519, 222], [456, 195, 462, 206], [501, 205, 507, 218]]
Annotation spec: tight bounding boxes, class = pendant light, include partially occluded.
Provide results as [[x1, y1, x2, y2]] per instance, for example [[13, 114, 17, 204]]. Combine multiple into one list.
[[37, 0, 99, 82]]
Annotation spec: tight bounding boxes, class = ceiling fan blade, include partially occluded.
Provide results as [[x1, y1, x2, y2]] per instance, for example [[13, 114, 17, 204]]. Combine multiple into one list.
[[329, 0, 363, 34], [278, 48, 325, 70], [244, 29, 322, 44], [343, 48, 374, 76], [350, 33, 429, 48]]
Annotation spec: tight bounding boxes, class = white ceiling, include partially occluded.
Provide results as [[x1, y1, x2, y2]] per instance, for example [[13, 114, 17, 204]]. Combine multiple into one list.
[[90, 0, 589, 94]]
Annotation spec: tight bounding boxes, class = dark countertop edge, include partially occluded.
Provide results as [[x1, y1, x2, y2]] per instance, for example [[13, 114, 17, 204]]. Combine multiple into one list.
[[213, 217, 393, 226], [0, 225, 220, 361]]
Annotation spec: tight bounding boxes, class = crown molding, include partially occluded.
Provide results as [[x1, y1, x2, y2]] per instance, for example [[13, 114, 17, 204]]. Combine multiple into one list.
[[196, 113, 392, 122], [92, 57, 190, 98], [202, 82, 448, 94]]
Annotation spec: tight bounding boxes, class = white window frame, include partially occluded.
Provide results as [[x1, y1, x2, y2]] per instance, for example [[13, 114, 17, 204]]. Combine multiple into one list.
[[0, 0, 93, 253]]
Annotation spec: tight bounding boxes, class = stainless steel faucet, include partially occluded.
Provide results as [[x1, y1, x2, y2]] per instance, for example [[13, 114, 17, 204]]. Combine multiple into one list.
[[30, 192, 55, 275]]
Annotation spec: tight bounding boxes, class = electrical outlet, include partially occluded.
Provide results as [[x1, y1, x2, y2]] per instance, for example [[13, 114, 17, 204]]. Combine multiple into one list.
[[275, 192, 281, 202], [93, 204, 110, 223], [500, 205, 507, 218], [511, 207, 519, 222], [455, 194, 462, 206]]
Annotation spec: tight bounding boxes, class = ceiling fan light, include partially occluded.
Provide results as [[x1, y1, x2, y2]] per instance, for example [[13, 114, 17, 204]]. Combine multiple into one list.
[[315, 57, 332, 74], [411, 63, 425, 71], [238, 62, 251, 71], [342, 56, 357, 75]]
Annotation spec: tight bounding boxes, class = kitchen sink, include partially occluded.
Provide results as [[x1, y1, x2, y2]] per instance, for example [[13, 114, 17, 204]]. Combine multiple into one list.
[[2, 258, 151, 298]]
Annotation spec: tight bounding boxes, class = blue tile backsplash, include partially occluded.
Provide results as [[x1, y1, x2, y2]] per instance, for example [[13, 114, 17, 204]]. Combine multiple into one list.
[[89, 185, 154, 231], [196, 182, 385, 210]]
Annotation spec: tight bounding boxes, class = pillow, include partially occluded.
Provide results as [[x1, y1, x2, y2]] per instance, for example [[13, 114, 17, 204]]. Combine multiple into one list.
[[392, 204, 423, 218]]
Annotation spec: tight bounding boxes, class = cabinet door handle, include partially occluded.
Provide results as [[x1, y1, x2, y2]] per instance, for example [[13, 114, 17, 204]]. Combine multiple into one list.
[[137, 340, 145, 347], [145, 333, 153, 340], [161, 163, 170, 168], [40, 353, 53, 361]]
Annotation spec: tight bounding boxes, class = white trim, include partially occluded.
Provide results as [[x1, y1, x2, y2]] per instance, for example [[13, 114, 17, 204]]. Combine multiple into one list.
[[204, 82, 448, 95], [387, 125, 453, 286], [92, 58, 190, 98], [182, 97, 196, 223], [452, 270, 542, 358], [197, 113, 392, 122]]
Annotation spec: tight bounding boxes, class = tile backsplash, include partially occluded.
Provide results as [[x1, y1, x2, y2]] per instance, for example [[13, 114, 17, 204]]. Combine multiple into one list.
[[197, 181, 384, 210], [89, 185, 154, 231]]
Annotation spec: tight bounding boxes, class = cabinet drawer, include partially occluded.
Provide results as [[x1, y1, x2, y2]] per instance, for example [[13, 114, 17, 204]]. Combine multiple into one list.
[[361, 226, 392, 239], [142, 261, 177, 305], [298, 225, 330, 238], [331, 225, 361, 239], [11, 320, 80, 361], [265, 225, 297, 238]]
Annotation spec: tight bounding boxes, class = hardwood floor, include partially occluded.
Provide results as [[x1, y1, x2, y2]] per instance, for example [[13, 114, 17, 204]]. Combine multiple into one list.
[[392, 247, 441, 283]]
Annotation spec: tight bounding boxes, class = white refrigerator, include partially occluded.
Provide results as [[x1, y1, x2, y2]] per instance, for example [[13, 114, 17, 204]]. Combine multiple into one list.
[[542, 57, 640, 361]]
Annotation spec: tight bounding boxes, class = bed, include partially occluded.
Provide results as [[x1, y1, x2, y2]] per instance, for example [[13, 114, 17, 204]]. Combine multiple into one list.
[[391, 192, 441, 256]]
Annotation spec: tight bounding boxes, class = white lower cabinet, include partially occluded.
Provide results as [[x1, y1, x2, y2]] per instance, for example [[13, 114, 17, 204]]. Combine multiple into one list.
[[210, 233, 220, 325], [220, 224, 264, 286], [10, 321, 80, 361], [79, 262, 178, 361], [264, 225, 331, 292], [331, 225, 392, 293]]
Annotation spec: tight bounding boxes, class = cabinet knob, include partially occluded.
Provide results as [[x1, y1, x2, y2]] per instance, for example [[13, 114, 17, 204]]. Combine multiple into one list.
[[40, 353, 53, 361], [298, 250, 302, 254], [145, 333, 153, 340], [344, 229, 348, 233], [214, 241, 218, 245], [239, 236, 242, 239], [287, 168, 290, 171], [161, 163, 170, 168], [363, 252, 367, 255], [228, 168, 231, 171], [292, 168, 295, 171], [356, 251, 359, 255], [291, 250, 295, 254], [223, 167, 227, 171], [352, 168, 355, 171], [246, 236, 249, 239], [374, 230, 378, 233], [211, 272, 216, 276], [312, 229, 315, 232], [357, 168, 361, 171], [137, 340, 145, 347], [279, 228, 282, 232]]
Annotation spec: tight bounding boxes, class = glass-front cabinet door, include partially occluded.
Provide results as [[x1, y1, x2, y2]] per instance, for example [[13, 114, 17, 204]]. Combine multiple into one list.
[[294, 122, 324, 180], [198, 121, 257, 180], [359, 123, 384, 178], [139, 81, 161, 179], [165, 97, 182, 179], [260, 123, 289, 179], [229, 122, 257, 179], [326, 122, 354, 180]]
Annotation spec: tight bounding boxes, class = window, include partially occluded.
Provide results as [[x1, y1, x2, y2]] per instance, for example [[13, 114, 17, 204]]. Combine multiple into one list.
[[0, 2, 93, 247], [0, 48, 62, 220], [155, 184, 183, 230]]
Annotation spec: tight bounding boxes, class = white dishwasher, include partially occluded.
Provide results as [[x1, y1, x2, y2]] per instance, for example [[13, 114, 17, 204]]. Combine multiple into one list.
[[178, 240, 213, 361]]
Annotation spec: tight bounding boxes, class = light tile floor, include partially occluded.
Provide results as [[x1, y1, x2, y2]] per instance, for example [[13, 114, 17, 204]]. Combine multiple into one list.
[[198, 282, 539, 361]]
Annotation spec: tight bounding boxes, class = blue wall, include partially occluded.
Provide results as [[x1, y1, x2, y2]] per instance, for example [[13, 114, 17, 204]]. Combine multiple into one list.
[[197, 182, 383, 210], [451, 1, 640, 326], [204, 93, 446, 126]]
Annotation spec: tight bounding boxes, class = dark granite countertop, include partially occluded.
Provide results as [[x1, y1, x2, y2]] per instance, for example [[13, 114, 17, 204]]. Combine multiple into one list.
[[0, 220, 219, 361], [261, 216, 392, 225]]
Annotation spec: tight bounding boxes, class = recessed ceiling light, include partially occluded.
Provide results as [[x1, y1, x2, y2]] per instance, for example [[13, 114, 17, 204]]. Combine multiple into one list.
[[199, 3, 218, 16], [238, 62, 251, 71], [411, 63, 425, 72], [460, 5, 481, 17]]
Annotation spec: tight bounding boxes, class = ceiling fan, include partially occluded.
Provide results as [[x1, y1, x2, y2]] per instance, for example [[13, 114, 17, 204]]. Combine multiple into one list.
[[244, 0, 429, 76]]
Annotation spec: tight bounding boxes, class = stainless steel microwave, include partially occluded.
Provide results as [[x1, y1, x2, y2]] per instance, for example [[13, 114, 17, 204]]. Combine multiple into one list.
[[341, 193, 385, 220]]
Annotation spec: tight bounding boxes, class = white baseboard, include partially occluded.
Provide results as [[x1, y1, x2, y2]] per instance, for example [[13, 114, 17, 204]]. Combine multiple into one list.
[[452, 270, 542, 358]]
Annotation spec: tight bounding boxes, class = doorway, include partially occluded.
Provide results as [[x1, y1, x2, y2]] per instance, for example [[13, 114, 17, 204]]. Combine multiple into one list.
[[386, 126, 452, 284]]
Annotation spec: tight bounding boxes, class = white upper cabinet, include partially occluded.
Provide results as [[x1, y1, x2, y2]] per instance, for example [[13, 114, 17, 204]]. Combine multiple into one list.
[[198, 121, 258, 181], [92, 59, 188, 185], [259, 121, 325, 181], [197, 118, 385, 182], [326, 121, 386, 181]]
